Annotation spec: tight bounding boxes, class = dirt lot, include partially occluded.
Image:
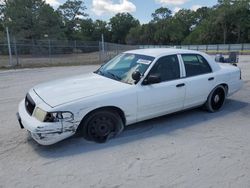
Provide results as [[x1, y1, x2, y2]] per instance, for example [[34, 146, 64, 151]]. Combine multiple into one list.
[[0, 56, 250, 188]]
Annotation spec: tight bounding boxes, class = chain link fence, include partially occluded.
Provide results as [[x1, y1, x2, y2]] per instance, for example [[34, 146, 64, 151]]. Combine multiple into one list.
[[0, 39, 140, 68], [0, 39, 101, 68], [100, 42, 139, 63], [0, 38, 250, 68], [140, 44, 250, 54]]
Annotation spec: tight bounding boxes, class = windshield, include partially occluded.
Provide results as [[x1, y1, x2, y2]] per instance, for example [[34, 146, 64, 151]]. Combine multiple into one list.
[[95, 53, 155, 84]]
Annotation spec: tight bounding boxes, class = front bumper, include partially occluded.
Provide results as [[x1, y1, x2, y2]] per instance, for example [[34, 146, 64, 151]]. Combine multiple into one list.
[[17, 100, 76, 145]]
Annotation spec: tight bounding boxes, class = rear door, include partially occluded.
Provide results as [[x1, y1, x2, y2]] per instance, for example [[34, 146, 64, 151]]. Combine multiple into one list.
[[180, 54, 215, 108]]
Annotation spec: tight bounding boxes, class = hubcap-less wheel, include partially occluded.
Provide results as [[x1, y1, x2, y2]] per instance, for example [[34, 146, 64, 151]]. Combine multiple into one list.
[[214, 94, 220, 103], [206, 86, 226, 112], [79, 110, 124, 143], [88, 115, 115, 143], [211, 88, 225, 111]]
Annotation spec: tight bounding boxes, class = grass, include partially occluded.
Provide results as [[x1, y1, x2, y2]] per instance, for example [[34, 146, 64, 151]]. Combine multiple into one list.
[[205, 50, 250, 55], [0, 52, 103, 69]]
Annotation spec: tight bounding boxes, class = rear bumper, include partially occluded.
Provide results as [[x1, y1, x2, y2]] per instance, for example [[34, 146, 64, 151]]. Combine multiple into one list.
[[17, 100, 75, 145], [227, 79, 244, 97]]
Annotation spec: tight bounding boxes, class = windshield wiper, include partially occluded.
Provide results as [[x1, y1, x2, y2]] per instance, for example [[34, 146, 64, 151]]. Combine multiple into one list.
[[106, 71, 121, 81], [95, 69, 121, 81], [95, 69, 104, 76]]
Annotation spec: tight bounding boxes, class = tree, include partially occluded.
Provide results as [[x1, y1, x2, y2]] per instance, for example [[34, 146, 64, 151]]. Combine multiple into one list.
[[0, 1, 4, 39], [109, 13, 139, 44], [126, 25, 143, 44], [1, 0, 64, 39], [57, 0, 87, 22], [34, 4, 65, 39], [194, 7, 211, 25], [149, 8, 172, 44], [0, 24, 4, 40], [152, 7, 172, 22], [57, 0, 88, 40], [231, 1, 250, 43], [183, 18, 220, 44], [78, 18, 94, 40], [174, 9, 196, 35], [91, 20, 111, 42]]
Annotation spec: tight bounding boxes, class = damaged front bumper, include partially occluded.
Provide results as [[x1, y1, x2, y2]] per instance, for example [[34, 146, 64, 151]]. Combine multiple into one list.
[[17, 100, 76, 145]]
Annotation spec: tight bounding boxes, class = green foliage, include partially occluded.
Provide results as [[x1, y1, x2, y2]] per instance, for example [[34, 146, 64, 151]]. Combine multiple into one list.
[[0, 6, 3, 39], [0, 26, 4, 40], [127, 1, 250, 45], [57, 0, 88, 40], [91, 20, 111, 41], [109, 13, 140, 44], [184, 0, 250, 44], [57, 0, 87, 22], [152, 7, 172, 22], [0, 0, 249, 44], [1, 0, 64, 39]]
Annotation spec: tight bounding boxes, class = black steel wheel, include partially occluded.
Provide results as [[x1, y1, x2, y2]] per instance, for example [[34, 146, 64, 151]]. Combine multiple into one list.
[[80, 110, 124, 143], [206, 85, 226, 112]]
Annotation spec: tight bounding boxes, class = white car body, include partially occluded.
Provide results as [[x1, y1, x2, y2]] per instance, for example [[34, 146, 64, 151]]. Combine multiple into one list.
[[17, 48, 243, 145]]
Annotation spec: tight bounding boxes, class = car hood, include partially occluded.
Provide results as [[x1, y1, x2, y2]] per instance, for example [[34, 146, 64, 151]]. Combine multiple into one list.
[[33, 73, 130, 107]]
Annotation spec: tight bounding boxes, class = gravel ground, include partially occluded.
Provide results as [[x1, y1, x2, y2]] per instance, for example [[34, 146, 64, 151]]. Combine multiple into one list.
[[0, 57, 250, 188]]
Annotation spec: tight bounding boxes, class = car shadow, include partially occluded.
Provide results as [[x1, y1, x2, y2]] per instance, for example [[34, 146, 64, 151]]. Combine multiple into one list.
[[28, 98, 249, 158]]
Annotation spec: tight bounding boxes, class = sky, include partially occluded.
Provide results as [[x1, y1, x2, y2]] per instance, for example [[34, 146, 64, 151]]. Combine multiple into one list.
[[46, 0, 218, 23]]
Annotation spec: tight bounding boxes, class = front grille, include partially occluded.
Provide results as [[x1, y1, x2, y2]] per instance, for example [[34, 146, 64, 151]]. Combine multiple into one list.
[[25, 94, 36, 115]]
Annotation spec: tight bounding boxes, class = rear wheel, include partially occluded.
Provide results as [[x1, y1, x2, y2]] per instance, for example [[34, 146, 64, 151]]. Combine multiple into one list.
[[205, 85, 226, 112], [80, 110, 124, 143]]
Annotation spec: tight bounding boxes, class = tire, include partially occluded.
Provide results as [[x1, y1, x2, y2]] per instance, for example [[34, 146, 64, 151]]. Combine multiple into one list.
[[205, 85, 226, 112], [79, 110, 124, 143]]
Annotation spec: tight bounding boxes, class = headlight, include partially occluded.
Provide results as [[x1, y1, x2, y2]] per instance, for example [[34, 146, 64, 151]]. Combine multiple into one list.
[[33, 107, 74, 122], [33, 107, 47, 122], [44, 112, 74, 122]]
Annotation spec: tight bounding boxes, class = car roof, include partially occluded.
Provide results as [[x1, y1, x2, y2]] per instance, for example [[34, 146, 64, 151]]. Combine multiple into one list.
[[125, 48, 202, 58]]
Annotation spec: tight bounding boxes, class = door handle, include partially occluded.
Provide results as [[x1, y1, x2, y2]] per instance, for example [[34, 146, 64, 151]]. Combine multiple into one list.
[[208, 77, 214, 81], [176, 83, 185, 88]]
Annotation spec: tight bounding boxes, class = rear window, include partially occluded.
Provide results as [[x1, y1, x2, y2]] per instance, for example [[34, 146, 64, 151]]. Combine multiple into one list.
[[182, 54, 212, 77]]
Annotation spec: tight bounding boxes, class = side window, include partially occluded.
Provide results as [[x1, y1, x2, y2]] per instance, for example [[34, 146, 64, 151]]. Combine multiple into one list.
[[149, 55, 180, 82], [182, 54, 212, 77]]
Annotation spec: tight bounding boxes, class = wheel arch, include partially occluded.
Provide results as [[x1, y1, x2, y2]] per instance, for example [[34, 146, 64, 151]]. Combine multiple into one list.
[[217, 83, 228, 96], [77, 106, 126, 131], [205, 83, 228, 105]]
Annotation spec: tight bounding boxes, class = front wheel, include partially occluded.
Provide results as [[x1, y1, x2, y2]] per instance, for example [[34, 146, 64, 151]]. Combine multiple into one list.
[[205, 85, 226, 112], [80, 110, 124, 143]]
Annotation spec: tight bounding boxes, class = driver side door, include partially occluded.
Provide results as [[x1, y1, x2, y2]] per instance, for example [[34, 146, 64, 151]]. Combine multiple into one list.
[[137, 55, 186, 121]]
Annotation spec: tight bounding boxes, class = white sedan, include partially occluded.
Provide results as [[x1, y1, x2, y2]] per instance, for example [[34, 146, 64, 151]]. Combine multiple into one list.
[[17, 48, 243, 145]]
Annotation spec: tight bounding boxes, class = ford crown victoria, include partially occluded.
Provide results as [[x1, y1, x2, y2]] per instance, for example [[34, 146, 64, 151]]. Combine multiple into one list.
[[17, 49, 243, 145]]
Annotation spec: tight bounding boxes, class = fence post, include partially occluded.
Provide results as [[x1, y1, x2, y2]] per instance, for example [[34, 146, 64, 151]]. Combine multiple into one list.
[[13, 37, 19, 66], [101, 34, 105, 54], [48, 39, 51, 63], [6, 27, 13, 67], [99, 41, 102, 64]]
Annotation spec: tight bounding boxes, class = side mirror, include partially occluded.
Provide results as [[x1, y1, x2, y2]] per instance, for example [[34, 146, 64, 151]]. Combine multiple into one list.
[[132, 71, 141, 83], [144, 74, 161, 85]]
